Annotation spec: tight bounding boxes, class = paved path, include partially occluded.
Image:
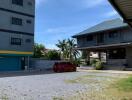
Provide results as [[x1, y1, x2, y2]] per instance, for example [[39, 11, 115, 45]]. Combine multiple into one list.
[[0, 71, 128, 100]]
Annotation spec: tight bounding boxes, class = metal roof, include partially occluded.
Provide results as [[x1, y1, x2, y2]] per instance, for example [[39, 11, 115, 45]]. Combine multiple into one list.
[[76, 42, 132, 50], [73, 18, 128, 37], [109, 0, 132, 27]]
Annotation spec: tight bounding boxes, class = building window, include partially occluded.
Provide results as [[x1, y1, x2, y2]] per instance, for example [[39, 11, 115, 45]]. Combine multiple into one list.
[[28, 2, 32, 6], [26, 20, 32, 24], [25, 39, 31, 43], [12, 17, 23, 26], [11, 38, 22, 45], [86, 35, 93, 41], [12, 0, 23, 6], [109, 31, 118, 38]]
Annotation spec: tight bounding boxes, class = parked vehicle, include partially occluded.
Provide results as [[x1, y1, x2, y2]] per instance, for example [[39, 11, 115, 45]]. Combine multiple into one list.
[[53, 62, 76, 73]]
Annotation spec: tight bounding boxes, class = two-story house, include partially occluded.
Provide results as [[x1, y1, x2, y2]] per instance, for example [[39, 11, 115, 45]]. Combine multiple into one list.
[[0, 0, 35, 71], [73, 18, 132, 70]]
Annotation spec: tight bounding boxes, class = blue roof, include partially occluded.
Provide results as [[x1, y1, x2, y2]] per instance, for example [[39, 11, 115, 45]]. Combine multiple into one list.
[[73, 18, 128, 37]]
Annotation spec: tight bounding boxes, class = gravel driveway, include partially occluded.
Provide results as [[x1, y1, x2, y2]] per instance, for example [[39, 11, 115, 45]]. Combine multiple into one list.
[[0, 71, 128, 100]]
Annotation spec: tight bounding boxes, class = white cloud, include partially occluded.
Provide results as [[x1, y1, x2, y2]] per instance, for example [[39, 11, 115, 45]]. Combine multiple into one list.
[[104, 10, 118, 17]]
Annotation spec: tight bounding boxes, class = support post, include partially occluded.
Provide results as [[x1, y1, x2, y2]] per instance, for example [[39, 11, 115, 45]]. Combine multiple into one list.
[[87, 51, 90, 65], [98, 52, 101, 61]]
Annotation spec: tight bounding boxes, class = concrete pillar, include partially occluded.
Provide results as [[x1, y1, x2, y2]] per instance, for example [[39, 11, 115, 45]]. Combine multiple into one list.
[[87, 51, 90, 65], [126, 47, 132, 67], [98, 52, 101, 60]]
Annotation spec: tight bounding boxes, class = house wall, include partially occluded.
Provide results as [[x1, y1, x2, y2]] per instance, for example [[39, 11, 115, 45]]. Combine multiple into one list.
[[77, 35, 96, 47], [0, 32, 33, 52], [0, 0, 35, 71], [0, 0, 35, 53], [0, 0, 35, 15], [0, 10, 34, 34], [77, 27, 132, 48]]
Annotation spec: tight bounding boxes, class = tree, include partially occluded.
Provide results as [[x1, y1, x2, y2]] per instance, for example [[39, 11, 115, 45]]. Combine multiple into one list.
[[56, 39, 68, 59], [67, 39, 80, 61], [56, 38, 80, 61], [33, 43, 45, 58], [46, 50, 60, 60]]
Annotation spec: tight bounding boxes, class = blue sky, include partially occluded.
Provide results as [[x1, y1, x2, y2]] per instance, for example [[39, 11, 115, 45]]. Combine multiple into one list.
[[35, 0, 120, 49]]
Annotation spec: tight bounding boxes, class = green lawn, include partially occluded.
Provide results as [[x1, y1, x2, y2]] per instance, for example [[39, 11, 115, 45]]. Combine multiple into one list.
[[115, 76, 132, 92]]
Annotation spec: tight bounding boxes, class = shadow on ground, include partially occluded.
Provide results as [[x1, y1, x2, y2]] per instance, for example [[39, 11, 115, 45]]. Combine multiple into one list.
[[0, 70, 55, 78]]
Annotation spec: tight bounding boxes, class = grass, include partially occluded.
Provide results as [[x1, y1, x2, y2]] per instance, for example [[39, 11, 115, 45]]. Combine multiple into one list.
[[114, 76, 132, 92]]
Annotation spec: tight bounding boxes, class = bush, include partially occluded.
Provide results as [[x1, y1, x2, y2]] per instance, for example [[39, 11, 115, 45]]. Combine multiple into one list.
[[95, 60, 103, 70], [90, 59, 97, 67], [72, 59, 81, 67], [90, 59, 103, 70], [44, 50, 61, 60]]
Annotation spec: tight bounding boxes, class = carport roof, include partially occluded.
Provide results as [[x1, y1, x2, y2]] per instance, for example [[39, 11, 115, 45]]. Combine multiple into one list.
[[73, 18, 128, 38], [109, 0, 132, 27]]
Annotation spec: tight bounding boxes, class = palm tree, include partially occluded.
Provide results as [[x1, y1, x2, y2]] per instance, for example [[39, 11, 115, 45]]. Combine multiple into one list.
[[56, 39, 68, 59], [56, 39, 80, 61], [67, 39, 80, 61]]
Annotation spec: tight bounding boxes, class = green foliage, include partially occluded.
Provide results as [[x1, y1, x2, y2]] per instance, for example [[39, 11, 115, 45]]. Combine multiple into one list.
[[72, 59, 81, 67], [33, 43, 45, 58], [90, 59, 103, 70], [115, 76, 132, 92], [95, 60, 103, 70], [56, 38, 80, 61], [45, 50, 60, 60], [90, 59, 98, 67]]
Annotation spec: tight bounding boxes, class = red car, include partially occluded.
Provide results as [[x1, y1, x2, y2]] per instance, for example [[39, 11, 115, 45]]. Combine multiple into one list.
[[53, 62, 76, 73]]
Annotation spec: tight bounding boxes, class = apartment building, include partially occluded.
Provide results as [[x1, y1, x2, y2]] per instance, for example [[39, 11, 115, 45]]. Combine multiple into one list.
[[0, 0, 35, 71]]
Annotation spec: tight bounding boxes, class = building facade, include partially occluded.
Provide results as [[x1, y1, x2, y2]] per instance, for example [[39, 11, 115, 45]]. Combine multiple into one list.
[[73, 19, 132, 70], [0, 0, 35, 71]]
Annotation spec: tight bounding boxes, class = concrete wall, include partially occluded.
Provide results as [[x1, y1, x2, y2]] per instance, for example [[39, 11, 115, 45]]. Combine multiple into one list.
[[0, 32, 33, 52], [0, 10, 34, 34], [107, 59, 126, 66], [0, 0, 35, 52], [0, 0, 35, 15], [30, 59, 62, 70]]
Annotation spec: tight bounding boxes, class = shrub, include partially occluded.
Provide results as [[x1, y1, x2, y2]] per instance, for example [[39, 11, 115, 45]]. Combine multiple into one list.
[[90, 59, 97, 67], [72, 59, 81, 67], [90, 59, 103, 70], [45, 50, 61, 60], [95, 60, 103, 70]]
